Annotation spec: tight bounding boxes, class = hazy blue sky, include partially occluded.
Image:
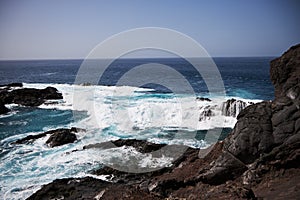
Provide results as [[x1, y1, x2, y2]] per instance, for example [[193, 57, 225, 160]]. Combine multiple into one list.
[[0, 0, 299, 59]]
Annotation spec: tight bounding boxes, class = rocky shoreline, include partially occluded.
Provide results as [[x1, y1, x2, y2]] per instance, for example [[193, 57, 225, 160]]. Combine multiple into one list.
[[0, 83, 63, 114], [3, 44, 300, 199]]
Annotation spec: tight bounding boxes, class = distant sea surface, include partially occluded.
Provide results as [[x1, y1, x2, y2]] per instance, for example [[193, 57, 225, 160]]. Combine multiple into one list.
[[0, 57, 274, 199], [0, 57, 274, 99]]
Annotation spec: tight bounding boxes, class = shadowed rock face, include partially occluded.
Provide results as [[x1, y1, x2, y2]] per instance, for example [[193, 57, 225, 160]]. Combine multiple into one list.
[[270, 44, 300, 100], [201, 44, 300, 189]]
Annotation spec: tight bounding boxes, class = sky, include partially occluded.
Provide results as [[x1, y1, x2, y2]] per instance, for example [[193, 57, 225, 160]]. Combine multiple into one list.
[[0, 0, 299, 59]]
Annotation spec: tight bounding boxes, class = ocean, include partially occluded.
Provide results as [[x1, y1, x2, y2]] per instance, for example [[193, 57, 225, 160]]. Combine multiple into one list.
[[0, 57, 274, 199]]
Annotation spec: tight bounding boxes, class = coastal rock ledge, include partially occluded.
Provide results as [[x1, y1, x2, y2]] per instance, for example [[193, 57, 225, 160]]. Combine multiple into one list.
[[0, 83, 63, 114], [28, 44, 300, 200]]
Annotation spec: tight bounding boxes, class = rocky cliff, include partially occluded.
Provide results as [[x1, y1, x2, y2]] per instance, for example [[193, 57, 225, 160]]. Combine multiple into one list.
[[200, 44, 300, 198], [28, 44, 300, 199]]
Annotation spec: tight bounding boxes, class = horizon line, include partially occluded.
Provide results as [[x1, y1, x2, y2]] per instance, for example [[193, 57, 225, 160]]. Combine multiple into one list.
[[0, 55, 278, 61]]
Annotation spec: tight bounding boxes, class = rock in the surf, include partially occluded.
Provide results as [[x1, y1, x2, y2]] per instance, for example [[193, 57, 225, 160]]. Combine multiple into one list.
[[0, 86, 63, 107], [0, 102, 10, 114]]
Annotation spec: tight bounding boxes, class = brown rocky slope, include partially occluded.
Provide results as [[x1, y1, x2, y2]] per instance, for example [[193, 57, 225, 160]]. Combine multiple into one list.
[[28, 44, 300, 199]]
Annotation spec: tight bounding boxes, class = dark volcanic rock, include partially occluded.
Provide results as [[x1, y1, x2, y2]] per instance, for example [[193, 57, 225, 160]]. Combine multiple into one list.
[[221, 98, 247, 117], [14, 128, 82, 147], [112, 139, 166, 153], [225, 101, 274, 164], [202, 44, 300, 187], [0, 102, 10, 114], [10, 87, 63, 106], [27, 177, 159, 200], [270, 43, 300, 99], [83, 139, 166, 153], [46, 129, 77, 147], [199, 106, 214, 121], [0, 86, 63, 108], [196, 97, 212, 102], [0, 82, 23, 88]]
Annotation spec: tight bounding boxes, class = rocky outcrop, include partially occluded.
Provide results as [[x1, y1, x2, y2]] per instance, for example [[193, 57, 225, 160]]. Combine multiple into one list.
[[221, 98, 248, 117], [9, 87, 63, 106], [83, 139, 167, 154], [196, 97, 212, 102], [0, 84, 63, 109], [270, 43, 300, 100], [199, 106, 214, 121], [46, 129, 77, 147], [27, 176, 160, 200], [14, 128, 84, 147], [200, 44, 300, 196]]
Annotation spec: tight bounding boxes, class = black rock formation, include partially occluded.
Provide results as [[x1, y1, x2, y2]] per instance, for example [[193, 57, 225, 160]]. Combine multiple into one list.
[[201, 44, 300, 190], [14, 128, 84, 147], [0, 85, 63, 108], [221, 98, 247, 117]]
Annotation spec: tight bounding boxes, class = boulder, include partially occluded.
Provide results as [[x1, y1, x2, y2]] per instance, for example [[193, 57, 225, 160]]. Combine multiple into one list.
[[46, 129, 77, 147]]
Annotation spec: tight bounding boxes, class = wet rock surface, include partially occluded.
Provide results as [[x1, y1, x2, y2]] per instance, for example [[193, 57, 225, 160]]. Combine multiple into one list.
[[28, 44, 300, 199], [221, 98, 248, 117]]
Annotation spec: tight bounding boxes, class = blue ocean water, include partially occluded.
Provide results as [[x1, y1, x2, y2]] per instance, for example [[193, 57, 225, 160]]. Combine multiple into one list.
[[0, 57, 275, 199], [0, 57, 274, 99]]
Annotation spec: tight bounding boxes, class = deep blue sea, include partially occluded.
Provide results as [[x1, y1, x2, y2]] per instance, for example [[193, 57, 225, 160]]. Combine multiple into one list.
[[0, 57, 275, 199], [0, 57, 274, 99]]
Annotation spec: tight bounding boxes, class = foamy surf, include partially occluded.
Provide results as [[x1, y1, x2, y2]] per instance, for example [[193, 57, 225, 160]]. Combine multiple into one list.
[[0, 83, 263, 199]]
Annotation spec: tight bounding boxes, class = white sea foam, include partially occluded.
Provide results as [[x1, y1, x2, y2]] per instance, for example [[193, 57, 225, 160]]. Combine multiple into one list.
[[23, 83, 261, 131]]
